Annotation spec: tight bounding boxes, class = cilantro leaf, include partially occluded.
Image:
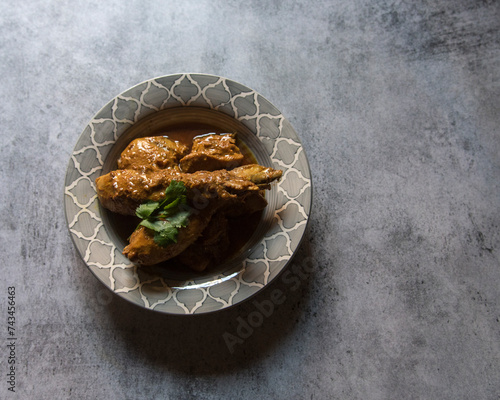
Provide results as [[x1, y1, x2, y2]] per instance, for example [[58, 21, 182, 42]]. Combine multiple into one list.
[[166, 210, 191, 228], [159, 197, 183, 215], [135, 201, 160, 219], [153, 225, 179, 246], [138, 219, 165, 232], [165, 180, 187, 198], [134, 180, 191, 248]]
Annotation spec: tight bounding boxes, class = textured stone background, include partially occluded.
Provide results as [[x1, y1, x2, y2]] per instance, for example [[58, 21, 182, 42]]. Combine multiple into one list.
[[1, 0, 499, 399]]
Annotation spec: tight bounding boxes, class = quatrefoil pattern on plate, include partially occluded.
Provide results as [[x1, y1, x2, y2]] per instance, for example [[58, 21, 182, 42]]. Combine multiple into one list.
[[64, 74, 312, 314]]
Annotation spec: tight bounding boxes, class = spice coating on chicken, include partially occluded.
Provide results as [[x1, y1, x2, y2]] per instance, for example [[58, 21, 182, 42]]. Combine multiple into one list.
[[229, 164, 284, 188], [179, 133, 244, 172], [117, 136, 189, 171]]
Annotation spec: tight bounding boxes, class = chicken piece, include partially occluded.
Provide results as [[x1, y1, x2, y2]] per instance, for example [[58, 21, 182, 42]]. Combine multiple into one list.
[[179, 133, 244, 172], [123, 208, 215, 266], [96, 168, 182, 215], [117, 136, 189, 171], [95, 164, 282, 216]]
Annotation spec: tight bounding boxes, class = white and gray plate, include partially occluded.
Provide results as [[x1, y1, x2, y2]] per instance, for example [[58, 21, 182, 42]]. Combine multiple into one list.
[[64, 73, 312, 314]]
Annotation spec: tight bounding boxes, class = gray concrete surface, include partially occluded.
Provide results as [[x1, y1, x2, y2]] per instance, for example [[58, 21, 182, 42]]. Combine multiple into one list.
[[1, 0, 499, 399]]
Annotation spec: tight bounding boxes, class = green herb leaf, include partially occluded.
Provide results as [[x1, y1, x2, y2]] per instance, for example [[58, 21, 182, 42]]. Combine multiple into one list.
[[165, 180, 187, 198], [153, 224, 178, 246], [166, 210, 191, 228], [134, 180, 191, 247], [139, 219, 165, 232], [135, 201, 160, 219], [160, 197, 183, 215]]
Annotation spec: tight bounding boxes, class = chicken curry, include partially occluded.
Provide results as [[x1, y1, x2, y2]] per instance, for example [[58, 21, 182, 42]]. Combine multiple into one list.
[[96, 131, 282, 272]]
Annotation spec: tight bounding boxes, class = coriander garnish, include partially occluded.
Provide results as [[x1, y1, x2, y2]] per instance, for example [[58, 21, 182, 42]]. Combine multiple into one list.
[[135, 180, 191, 247]]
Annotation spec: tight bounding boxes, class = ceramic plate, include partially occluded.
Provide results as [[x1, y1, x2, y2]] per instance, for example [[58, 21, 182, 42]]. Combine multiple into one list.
[[64, 73, 312, 314]]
